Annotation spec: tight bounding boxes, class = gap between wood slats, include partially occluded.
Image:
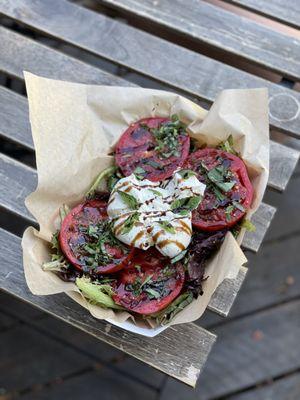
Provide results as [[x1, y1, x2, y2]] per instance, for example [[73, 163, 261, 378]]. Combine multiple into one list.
[[0, 6, 300, 138], [223, 0, 300, 30], [97, 0, 300, 81]]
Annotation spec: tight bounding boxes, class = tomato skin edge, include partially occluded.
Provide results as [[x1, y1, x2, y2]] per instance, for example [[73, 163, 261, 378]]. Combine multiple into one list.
[[59, 199, 134, 274], [115, 117, 190, 182], [185, 148, 253, 231]]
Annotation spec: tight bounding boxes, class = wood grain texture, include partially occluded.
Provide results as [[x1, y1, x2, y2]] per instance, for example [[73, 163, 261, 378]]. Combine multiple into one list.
[[0, 228, 216, 387], [224, 0, 300, 29], [20, 369, 157, 400], [98, 0, 300, 80], [207, 267, 247, 316], [269, 141, 299, 191], [0, 27, 128, 87], [200, 233, 300, 327], [242, 202, 276, 252], [0, 1, 300, 137], [227, 372, 300, 400], [0, 85, 298, 194], [161, 299, 300, 398], [0, 87, 32, 149]]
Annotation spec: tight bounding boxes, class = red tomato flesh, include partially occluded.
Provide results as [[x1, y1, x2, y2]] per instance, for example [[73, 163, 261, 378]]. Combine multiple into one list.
[[115, 117, 190, 181], [59, 199, 134, 274], [112, 248, 185, 314], [184, 149, 253, 231]]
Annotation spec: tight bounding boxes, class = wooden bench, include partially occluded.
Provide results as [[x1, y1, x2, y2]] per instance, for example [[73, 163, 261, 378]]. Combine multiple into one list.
[[0, 0, 299, 388]]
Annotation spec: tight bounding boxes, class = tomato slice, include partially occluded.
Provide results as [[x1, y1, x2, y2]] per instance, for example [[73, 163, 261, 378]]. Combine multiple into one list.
[[184, 149, 253, 231], [115, 117, 190, 181], [59, 199, 134, 274], [112, 248, 185, 314]]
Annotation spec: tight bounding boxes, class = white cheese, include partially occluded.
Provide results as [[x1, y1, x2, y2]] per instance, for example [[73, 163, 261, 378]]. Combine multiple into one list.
[[107, 171, 206, 258]]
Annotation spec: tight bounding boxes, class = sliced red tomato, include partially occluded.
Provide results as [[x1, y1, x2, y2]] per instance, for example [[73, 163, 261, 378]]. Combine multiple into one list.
[[115, 117, 190, 181], [184, 148, 253, 231], [112, 248, 185, 314], [59, 199, 134, 274]]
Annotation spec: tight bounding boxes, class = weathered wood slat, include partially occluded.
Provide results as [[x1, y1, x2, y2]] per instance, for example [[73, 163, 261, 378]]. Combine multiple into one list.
[[200, 232, 300, 327], [0, 27, 128, 87], [269, 141, 299, 191], [242, 202, 276, 252], [0, 87, 298, 194], [0, 152, 274, 254], [0, 153, 244, 316], [161, 299, 300, 398], [0, 228, 215, 387], [227, 372, 300, 400], [224, 0, 300, 29], [207, 267, 247, 316], [98, 0, 300, 80], [1, 3, 300, 138]]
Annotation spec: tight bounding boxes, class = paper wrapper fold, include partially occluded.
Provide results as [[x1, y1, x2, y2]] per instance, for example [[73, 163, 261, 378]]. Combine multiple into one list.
[[22, 72, 269, 336]]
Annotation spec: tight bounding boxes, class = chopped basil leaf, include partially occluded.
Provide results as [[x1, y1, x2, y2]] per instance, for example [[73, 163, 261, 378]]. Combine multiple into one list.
[[141, 274, 154, 288], [171, 196, 201, 214], [145, 288, 161, 299], [225, 205, 235, 221], [207, 166, 235, 193], [232, 200, 245, 212], [134, 166, 146, 175], [171, 249, 188, 264], [120, 212, 139, 234], [134, 264, 142, 273], [218, 135, 238, 155], [144, 160, 162, 169], [151, 114, 187, 159], [149, 189, 163, 197], [117, 190, 138, 210], [158, 221, 176, 234], [178, 169, 197, 179]]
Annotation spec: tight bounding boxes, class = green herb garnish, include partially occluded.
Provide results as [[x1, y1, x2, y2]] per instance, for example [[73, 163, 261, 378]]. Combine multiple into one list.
[[240, 219, 256, 232], [149, 189, 163, 197], [207, 166, 235, 193], [86, 166, 117, 198], [120, 212, 139, 234], [117, 190, 138, 210], [218, 135, 238, 155], [178, 169, 197, 179], [171, 196, 201, 215], [151, 114, 187, 159], [158, 221, 176, 234]]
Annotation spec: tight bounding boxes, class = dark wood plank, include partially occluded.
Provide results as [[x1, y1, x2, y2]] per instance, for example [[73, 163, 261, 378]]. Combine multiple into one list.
[[0, 86, 298, 193], [0, 26, 128, 87], [227, 372, 300, 400], [0, 228, 216, 387], [29, 315, 165, 389], [242, 202, 276, 252], [269, 141, 299, 191], [161, 299, 300, 399], [1, 2, 300, 138], [0, 310, 16, 331], [0, 87, 32, 149], [20, 369, 157, 400], [225, 0, 300, 29], [0, 325, 91, 393], [200, 233, 300, 327], [98, 0, 300, 80], [264, 176, 300, 242]]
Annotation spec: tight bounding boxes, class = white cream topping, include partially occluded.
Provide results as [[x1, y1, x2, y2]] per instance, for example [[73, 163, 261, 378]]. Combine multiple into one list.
[[107, 171, 206, 258]]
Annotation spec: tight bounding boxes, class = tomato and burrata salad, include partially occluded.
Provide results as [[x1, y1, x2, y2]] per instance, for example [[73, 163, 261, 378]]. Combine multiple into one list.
[[43, 115, 254, 324]]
